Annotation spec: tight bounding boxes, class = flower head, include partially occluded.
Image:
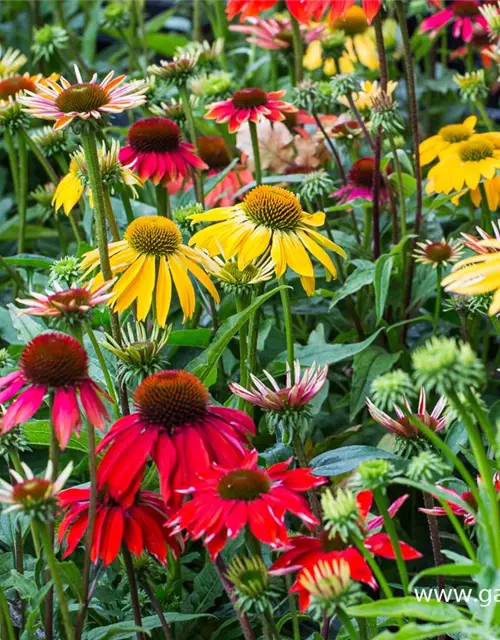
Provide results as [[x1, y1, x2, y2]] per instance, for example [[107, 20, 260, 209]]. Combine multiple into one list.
[[0, 47, 26, 75], [49, 256, 81, 288], [421, 0, 487, 43], [19, 64, 147, 130], [0, 425, 30, 458], [407, 451, 452, 484], [119, 117, 207, 186], [31, 125, 70, 157], [298, 170, 335, 202], [356, 459, 395, 491], [102, 1, 131, 30], [0, 333, 111, 448], [453, 69, 489, 103], [168, 450, 325, 558], [177, 38, 224, 72], [59, 483, 180, 565], [333, 157, 391, 204], [31, 183, 57, 211], [369, 90, 405, 136], [370, 369, 416, 411], [81, 216, 219, 326], [189, 185, 346, 296], [226, 555, 278, 613], [17, 280, 114, 326], [0, 460, 72, 521], [153, 94, 199, 125], [321, 488, 364, 542], [172, 202, 204, 230], [32, 25, 69, 62], [189, 71, 232, 104], [414, 238, 464, 268], [96, 370, 255, 507], [148, 55, 199, 87], [480, 2, 500, 39], [203, 255, 275, 294], [226, 0, 327, 24], [329, 74, 361, 102], [419, 116, 477, 166], [230, 15, 325, 50], [205, 88, 297, 134]]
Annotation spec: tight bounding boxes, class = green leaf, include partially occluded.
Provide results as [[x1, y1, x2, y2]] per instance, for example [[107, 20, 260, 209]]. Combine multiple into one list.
[[145, 33, 189, 56], [311, 445, 401, 477], [186, 285, 286, 384], [9, 570, 39, 599], [374, 255, 394, 324], [347, 597, 466, 622], [373, 621, 472, 640], [23, 420, 96, 453], [350, 347, 400, 419], [409, 563, 482, 592], [3, 254, 55, 269], [82, 0, 101, 63], [8, 303, 44, 342], [145, 8, 176, 32], [325, 262, 375, 307], [389, 173, 416, 196], [169, 329, 211, 348], [0, 225, 58, 240]]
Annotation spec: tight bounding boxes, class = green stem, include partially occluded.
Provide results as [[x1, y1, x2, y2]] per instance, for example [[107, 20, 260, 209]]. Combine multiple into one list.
[[68, 212, 83, 244], [476, 101, 494, 132], [373, 488, 409, 595], [263, 608, 280, 640], [433, 265, 442, 335], [235, 294, 249, 410], [193, 0, 202, 41], [84, 320, 119, 415], [248, 120, 262, 185], [290, 15, 303, 84], [285, 574, 300, 640], [4, 132, 19, 211], [363, 206, 372, 253], [337, 609, 358, 640], [351, 533, 393, 599], [17, 131, 28, 254], [156, 185, 171, 218], [178, 84, 204, 204], [21, 127, 58, 183], [0, 587, 15, 640], [37, 522, 74, 639], [465, 387, 496, 449], [120, 185, 135, 224], [479, 182, 493, 233], [388, 134, 407, 238], [103, 186, 120, 242], [278, 275, 294, 369]]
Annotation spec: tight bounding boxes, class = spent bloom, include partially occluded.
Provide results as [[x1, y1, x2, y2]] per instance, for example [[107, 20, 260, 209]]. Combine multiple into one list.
[[0, 460, 73, 521], [168, 450, 325, 558], [148, 55, 199, 86], [0, 333, 110, 449], [19, 64, 147, 130], [96, 370, 255, 507]]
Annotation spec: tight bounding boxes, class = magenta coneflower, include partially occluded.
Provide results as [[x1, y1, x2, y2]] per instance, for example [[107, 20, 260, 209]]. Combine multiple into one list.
[[366, 388, 447, 440], [96, 370, 255, 507], [332, 157, 391, 203], [19, 65, 147, 130], [0, 333, 110, 449], [230, 361, 328, 412], [230, 16, 325, 50], [421, 0, 486, 43], [118, 117, 207, 186], [17, 280, 114, 320], [205, 88, 297, 134]]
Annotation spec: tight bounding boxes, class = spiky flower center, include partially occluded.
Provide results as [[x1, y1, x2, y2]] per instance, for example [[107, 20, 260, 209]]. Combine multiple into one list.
[[0, 76, 36, 100], [459, 139, 494, 162], [197, 136, 230, 170], [334, 6, 368, 34], [440, 124, 471, 143], [127, 216, 182, 256], [13, 478, 52, 506], [243, 185, 303, 230], [232, 88, 268, 109], [451, 0, 479, 17], [320, 530, 348, 551], [397, 414, 440, 437], [135, 370, 209, 429], [128, 117, 181, 153], [218, 469, 271, 501], [349, 157, 377, 188], [423, 242, 454, 263], [20, 333, 88, 387], [47, 288, 94, 310], [55, 84, 109, 113]]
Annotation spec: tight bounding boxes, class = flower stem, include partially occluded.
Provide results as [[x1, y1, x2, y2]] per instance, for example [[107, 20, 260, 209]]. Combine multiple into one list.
[[0, 586, 15, 640], [422, 493, 445, 592], [433, 265, 442, 335], [285, 574, 300, 640], [351, 533, 393, 599], [122, 546, 144, 640], [337, 609, 358, 640], [290, 16, 303, 84], [464, 388, 496, 450], [248, 120, 262, 185], [476, 101, 494, 132], [178, 84, 204, 204], [388, 134, 407, 238], [156, 185, 171, 219], [373, 488, 409, 595], [235, 294, 249, 410], [103, 186, 121, 242], [479, 182, 492, 233], [16, 130, 28, 254], [37, 521, 74, 640], [120, 184, 135, 224], [21, 126, 58, 183], [84, 320, 119, 416], [311, 108, 346, 184], [347, 94, 375, 152], [214, 555, 256, 640], [142, 580, 173, 640], [278, 275, 294, 369]]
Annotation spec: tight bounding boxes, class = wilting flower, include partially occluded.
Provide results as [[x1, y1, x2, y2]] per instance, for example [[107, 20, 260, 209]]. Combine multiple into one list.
[[230, 15, 325, 50], [230, 361, 328, 442], [53, 140, 141, 215], [0, 460, 73, 521], [0, 333, 110, 449], [203, 255, 275, 293], [189, 185, 346, 296], [96, 370, 255, 506], [0, 47, 27, 75], [168, 450, 325, 558], [270, 489, 421, 610], [414, 238, 464, 268], [205, 88, 297, 134], [19, 64, 147, 130], [420, 474, 500, 526], [366, 388, 448, 456], [58, 484, 180, 565], [17, 280, 115, 325], [332, 157, 391, 203], [419, 116, 477, 166], [226, 555, 279, 614], [81, 216, 219, 326], [421, 0, 486, 43], [118, 117, 207, 187]]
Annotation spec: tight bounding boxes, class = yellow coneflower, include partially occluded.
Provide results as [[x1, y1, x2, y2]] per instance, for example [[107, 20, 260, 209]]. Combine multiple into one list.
[[0, 47, 27, 76], [188, 185, 346, 296], [81, 216, 220, 326], [419, 116, 477, 166]]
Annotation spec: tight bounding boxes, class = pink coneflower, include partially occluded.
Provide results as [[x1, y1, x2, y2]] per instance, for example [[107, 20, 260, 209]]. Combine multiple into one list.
[[461, 222, 500, 254], [168, 450, 326, 559], [205, 88, 297, 134], [421, 0, 487, 43], [17, 280, 114, 321], [414, 238, 464, 268], [19, 64, 147, 130], [96, 370, 255, 508], [230, 361, 328, 412], [0, 333, 110, 449], [118, 117, 207, 186], [366, 388, 447, 439], [332, 157, 391, 203], [230, 15, 325, 50]]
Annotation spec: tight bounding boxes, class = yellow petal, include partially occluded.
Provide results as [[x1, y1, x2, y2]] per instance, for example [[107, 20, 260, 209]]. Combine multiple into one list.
[[237, 225, 272, 270], [271, 232, 286, 278], [156, 256, 172, 327], [281, 232, 314, 277], [169, 253, 195, 322], [297, 229, 338, 278], [113, 253, 147, 299], [179, 252, 220, 303], [300, 274, 316, 296], [135, 254, 156, 321]]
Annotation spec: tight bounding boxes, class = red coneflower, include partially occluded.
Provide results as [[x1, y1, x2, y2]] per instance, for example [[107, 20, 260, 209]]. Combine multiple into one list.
[[96, 370, 255, 507], [332, 157, 391, 203], [270, 490, 421, 611], [0, 333, 110, 449], [421, 0, 486, 43], [226, 0, 326, 24], [205, 88, 297, 134], [118, 117, 207, 186], [58, 485, 181, 565], [168, 450, 326, 559]]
